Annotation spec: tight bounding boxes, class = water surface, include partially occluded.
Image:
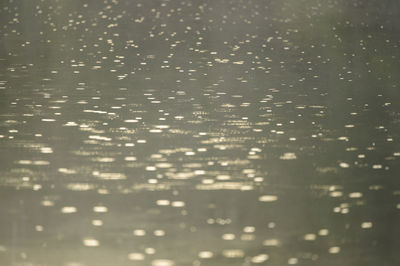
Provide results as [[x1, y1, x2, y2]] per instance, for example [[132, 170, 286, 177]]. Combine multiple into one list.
[[1, 0, 400, 265]]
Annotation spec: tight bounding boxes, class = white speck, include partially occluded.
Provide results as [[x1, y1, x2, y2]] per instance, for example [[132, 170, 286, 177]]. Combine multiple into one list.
[[17, 160, 32, 165], [133, 229, 146, 236], [35, 225, 44, 232], [41, 200, 54, 207], [125, 143, 135, 147], [66, 183, 94, 191], [154, 230, 165, 236], [33, 160, 50, 165], [146, 166, 157, 171], [61, 206, 77, 213], [304, 234, 316, 241], [215, 58, 230, 63], [254, 177, 264, 182], [280, 152, 296, 160], [216, 175, 230, 180], [222, 249, 244, 258], [222, 234, 235, 240], [128, 253, 145, 261], [151, 259, 175, 266], [93, 206, 108, 213], [349, 192, 363, 198], [155, 163, 172, 168], [329, 246, 340, 254], [83, 238, 99, 247], [156, 200, 170, 206], [330, 191, 343, 197], [339, 162, 350, 168], [89, 135, 112, 141], [171, 201, 185, 207], [202, 179, 214, 184], [259, 195, 278, 202], [40, 147, 53, 153], [145, 248, 156, 254], [198, 251, 213, 259], [194, 170, 205, 175], [318, 229, 329, 236], [92, 171, 126, 180], [94, 157, 115, 163], [361, 222, 373, 229], [155, 125, 170, 129], [92, 220, 103, 226], [263, 239, 280, 246], [251, 254, 269, 263], [64, 121, 78, 126], [243, 226, 255, 233], [58, 168, 76, 174]]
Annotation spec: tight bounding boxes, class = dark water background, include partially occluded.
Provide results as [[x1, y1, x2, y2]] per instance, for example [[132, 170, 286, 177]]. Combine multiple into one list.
[[1, 0, 400, 265]]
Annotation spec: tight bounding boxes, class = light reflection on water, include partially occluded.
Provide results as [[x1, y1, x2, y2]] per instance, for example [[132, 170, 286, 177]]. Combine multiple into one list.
[[1, 0, 400, 265]]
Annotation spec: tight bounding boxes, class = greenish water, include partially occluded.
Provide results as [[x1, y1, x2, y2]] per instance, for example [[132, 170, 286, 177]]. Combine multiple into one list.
[[1, 0, 400, 265]]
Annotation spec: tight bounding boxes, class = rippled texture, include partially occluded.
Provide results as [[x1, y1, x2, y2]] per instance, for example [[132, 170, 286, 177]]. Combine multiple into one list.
[[1, 0, 400, 265]]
